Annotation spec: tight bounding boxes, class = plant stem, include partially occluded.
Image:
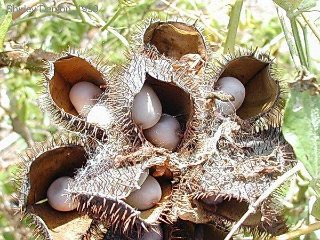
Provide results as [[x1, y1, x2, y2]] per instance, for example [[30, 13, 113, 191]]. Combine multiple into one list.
[[299, 19, 311, 69], [11, 12, 84, 26], [276, 6, 299, 68], [101, 6, 123, 31], [224, 162, 304, 240], [301, 13, 320, 43], [272, 222, 320, 240], [289, 16, 308, 68], [72, 0, 86, 23], [223, 0, 244, 54]]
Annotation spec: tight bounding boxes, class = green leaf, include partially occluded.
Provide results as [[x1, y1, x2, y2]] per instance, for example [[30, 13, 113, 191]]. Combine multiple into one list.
[[107, 26, 129, 47], [273, 0, 316, 13], [283, 90, 320, 178], [311, 197, 320, 219], [0, 12, 12, 51], [311, 178, 320, 197]]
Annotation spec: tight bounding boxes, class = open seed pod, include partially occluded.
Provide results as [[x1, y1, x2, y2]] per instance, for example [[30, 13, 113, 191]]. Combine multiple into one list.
[[161, 219, 231, 240], [143, 21, 207, 62], [138, 19, 209, 74], [68, 146, 177, 237], [212, 48, 285, 132], [16, 135, 92, 240], [101, 51, 206, 153], [40, 50, 112, 142], [177, 127, 295, 237]]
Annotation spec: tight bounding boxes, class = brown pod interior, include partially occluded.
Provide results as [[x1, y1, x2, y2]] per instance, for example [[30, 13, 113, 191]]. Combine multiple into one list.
[[141, 75, 194, 151], [143, 21, 207, 61], [49, 55, 105, 115], [219, 57, 279, 120], [26, 145, 90, 239], [197, 197, 262, 227], [163, 220, 231, 240], [194, 224, 231, 240]]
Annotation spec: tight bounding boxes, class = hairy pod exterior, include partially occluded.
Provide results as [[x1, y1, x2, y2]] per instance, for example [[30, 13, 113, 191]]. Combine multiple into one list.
[[40, 50, 113, 142], [16, 135, 92, 239], [212, 48, 285, 132]]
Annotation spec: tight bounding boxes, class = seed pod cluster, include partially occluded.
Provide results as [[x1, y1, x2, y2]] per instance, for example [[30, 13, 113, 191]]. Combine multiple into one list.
[[17, 18, 294, 240]]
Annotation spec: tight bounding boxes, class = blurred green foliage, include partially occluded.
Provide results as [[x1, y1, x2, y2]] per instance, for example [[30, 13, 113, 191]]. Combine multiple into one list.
[[0, 0, 319, 239]]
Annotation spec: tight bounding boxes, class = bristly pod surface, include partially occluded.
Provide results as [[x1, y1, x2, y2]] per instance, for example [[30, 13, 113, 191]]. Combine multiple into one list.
[[171, 126, 295, 238], [212, 48, 285, 132], [143, 21, 207, 63], [67, 145, 176, 238], [40, 50, 113, 142], [16, 135, 93, 240], [100, 50, 206, 153]]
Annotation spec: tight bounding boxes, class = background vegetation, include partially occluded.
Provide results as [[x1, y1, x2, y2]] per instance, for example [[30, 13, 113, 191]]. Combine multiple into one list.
[[0, 0, 319, 239]]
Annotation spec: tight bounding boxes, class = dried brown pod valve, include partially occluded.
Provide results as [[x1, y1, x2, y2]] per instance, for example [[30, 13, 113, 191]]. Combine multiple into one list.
[[40, 50, 112, 142], [213, 48, 285, 131], [102, 52, 205, 153], [176, 127, 295, 237], [16, 135, 92, 240], [68, 146, 177, 237], [143, 21, 207, 63]]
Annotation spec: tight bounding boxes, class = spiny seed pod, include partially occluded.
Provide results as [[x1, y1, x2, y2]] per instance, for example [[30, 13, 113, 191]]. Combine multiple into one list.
[[212, 48, 285, 132], [98, 51, 206, 153], [143, 21, 207, 63], [16, 135, 92, 239], [68, 145, 176, 237], [40, 49, 113, 142], [172, 127, 294, 237]]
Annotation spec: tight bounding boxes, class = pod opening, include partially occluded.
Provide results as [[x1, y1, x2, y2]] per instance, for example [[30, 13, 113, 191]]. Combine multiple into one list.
[[27, 146, 87, 229], [49, 56, 105, 116], [219, 57, 278, 120], [197, 196, 262, 227], [143, 22, 207, 61], [146, 75, 193, 132]]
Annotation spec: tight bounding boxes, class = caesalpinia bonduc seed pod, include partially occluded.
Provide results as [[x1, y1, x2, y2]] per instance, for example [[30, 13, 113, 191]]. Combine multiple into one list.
[[212, 48, 285, 132], [40, 50, 113, 142], [16, 135, 93, 239], [170, 127, 295, 237], [67, 143, 177, 238], [140, 20, 209, 75]]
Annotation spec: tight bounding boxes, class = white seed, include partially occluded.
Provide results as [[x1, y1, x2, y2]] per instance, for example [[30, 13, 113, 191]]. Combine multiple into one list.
[[86, 105, 113, 128], [125, 175, 162, 211], [140, 224, 163, 240], [216, 77, 245, 115], [143, 114, 182, 151], [47, 176, 76, 212], [69, 81, 103, 116], [132, 84, 162, 129]]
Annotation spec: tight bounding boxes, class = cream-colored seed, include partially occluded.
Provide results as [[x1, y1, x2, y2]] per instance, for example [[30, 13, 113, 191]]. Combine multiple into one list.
[[125, 175, 162, 211], [86, 105, 113, 128], [144, 114, 182, 151], [216, 77, 245, 115], [132, 84, 162, 129], [47, 176, 77, 212], [69, 81, 103, 116]]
